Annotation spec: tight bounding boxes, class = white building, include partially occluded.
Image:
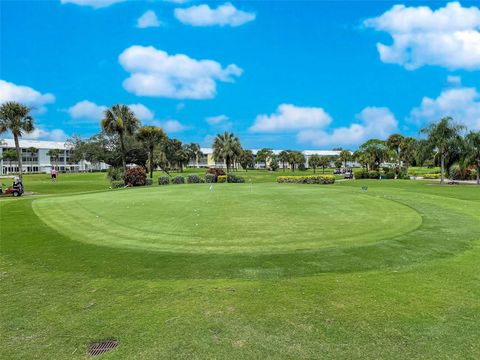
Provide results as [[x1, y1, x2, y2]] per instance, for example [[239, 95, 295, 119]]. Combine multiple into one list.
[[188, 148, 350, 169], [0, 139, 108, 175]]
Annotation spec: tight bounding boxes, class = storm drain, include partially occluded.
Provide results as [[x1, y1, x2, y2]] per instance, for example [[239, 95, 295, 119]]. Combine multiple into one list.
[[88, 339, 118, 356]]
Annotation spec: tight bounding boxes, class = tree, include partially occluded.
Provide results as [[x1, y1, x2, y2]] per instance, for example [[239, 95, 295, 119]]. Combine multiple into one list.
[[288, 151, 305, 172], [136, 126, 166, 179], [212, 131, 242, 172], [308, 155, 321, 173], [46, 149, 61, 169], [358, 139, 389, 170], [101, 104, 140, 175], [1, 149, 18, 172], [421, 117, 464, 184], [334, 159, 342, 169], [27, 146, 37, 173], [175, 145, 190, 172], [0, 101, 35, 179], [465, 131, 480, 184], [399, 137, 417, 168], [318, 156, 330, 174], [238, 149, 255, 171], [186, 143, 203, 168], [278, 150, 290, 172], [386, 134, 404, 167], [269, 158, 279, 171], [256, 148, 273, 170], [163, 138, 183, 170], [339, 150, 352, 168]]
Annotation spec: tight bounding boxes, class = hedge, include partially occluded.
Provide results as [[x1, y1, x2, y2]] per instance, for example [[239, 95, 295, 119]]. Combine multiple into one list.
[[172, 176, 185, 184], [187, 174, 202, 184], [227, 173, 245, 183], [205, 173, 216, 183], [124, 166, 146, 186], [145, 178, 153, 186], [218, 175, 227, 183], [158, 176, 170, 185], [423, 173, 441, 179], [277, 175, 335, 184], [111, 180, 125, 188]]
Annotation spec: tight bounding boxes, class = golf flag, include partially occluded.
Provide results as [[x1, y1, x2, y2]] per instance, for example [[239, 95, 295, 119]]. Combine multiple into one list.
[[209, 184, 213, 191]]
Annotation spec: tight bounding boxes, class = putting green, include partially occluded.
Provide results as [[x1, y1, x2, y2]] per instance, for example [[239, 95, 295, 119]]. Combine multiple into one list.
[[32, 184, 421, 254]]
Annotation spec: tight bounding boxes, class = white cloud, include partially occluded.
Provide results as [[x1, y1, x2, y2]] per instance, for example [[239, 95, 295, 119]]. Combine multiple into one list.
[[137, 10, 161, 28], [0, 79, 55, 113], [119, 45, 242, 99], [23, 128, 68, 142], [67, 100, 154, 122], [128, 103, 154, 121], [297, 107, 398, 147], [249, 104, 332, 132], [206, 114, 228, 125], [153, 119, 188, 132], [364, 2, 480, 70], [60, 0, 125, 8], [68, 100, 106, 120], [175, 2, 255, 27], [410, 87, 480, 130]]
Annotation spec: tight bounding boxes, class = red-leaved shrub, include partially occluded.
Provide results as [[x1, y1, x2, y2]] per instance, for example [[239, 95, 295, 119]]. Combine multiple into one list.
[[124, 166, 146, 186]]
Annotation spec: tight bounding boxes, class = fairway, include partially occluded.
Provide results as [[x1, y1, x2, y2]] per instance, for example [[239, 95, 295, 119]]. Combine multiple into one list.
[[1, 173, 480, 359], [32, 184, 421, 253]]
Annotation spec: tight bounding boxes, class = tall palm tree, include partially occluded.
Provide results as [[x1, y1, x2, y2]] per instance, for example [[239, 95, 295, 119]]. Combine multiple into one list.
[[101, 104, 140, 175], [175, 146, 190, 172], [421, 117, 464, 184], [27, 146, 37, 173], [186, 143, 203, 168], [136, 126, 166, 179], [46, 149, 61, 170], [339, 150, 352, 169], [0, 102, 35, 179], [278, 150, 290, 172], [465, 131, 480, 185], [212, 131, 242, 173], [386, 134, 404, 168], [308, 154, 321, 173]]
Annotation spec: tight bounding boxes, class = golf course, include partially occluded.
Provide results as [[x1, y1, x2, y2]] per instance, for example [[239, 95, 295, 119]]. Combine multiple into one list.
[[1, 171, 479, 359]]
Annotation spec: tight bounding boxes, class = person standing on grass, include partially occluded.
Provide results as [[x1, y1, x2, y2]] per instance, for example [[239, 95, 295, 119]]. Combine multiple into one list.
[[50, 167, 57, 182]]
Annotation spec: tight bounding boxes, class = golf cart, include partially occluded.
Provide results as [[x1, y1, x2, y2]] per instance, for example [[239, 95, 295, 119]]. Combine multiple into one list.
[[0, 178, 24, 197]]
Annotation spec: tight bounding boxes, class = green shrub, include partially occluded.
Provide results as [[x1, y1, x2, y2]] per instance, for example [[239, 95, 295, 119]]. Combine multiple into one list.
[[227, 174, 245, 183], [145, 178, 153, 186], [298, 163, 306, 171], [218, 175, 227, 183], [354, 170, 367, 179], [158, 176, 170, 185], [384, 172, 396, 179], [397, 171, 410, 180], [187, 174, 201, 184], [205, 173, 216, 183], [423, 173, 441, 179], [172, 176, 185, 184], [276, 175, 335, 184], [368, 171, 380, 179], [124, 166, 146, 186], [110, 180, 124, 188], [107, 167, 123, 181]]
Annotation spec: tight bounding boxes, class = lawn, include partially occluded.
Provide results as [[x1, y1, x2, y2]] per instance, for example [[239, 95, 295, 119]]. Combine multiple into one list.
[[1, 171, 479, 359]]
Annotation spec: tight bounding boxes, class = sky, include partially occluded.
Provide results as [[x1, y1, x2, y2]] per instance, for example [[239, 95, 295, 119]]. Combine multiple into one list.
[[1, 0, 480, 150]]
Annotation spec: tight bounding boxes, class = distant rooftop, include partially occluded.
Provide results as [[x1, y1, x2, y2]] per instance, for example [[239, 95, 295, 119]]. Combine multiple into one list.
[[1, 139, 70, 150]]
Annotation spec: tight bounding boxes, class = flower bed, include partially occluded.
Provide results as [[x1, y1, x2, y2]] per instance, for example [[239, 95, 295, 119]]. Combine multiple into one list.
[[277, 175, 335, 184]]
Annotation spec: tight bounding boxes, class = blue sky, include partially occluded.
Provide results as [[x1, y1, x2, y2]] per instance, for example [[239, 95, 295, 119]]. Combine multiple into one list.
[[1, 0, 480, 149]]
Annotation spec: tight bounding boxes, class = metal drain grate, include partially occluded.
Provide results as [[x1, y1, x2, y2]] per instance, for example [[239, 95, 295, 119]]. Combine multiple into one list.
[[88, 339, 118, 356]]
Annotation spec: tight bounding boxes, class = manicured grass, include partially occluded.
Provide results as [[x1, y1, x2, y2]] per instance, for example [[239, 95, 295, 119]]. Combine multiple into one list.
[[1, 172, 479, 359]]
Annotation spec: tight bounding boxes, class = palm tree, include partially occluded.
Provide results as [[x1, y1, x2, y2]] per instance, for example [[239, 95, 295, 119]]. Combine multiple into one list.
[[318, 156, 330, 174], [186, 143, 203, 168], [27, 146, 37, 173], [239, 149, 255, 171], [175, 146, 190, 172], [465, 131, 480, 184], [1, 149, 18, 173], [278, 150, 290, 172], [256, 148, 273, 170], [101, 104, 140, 175], [386, 134, 404, 168], [421, 117, 464, 184], [308, 154, 321, 173], [0, 102, 35, 179], [46, 149, 61, 170], [136, 126, 166, 179], [339, 150, 352, 169], [212, 131, 242, 172]]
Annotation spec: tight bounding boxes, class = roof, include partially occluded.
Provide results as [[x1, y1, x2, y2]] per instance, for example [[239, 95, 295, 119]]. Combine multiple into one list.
[[200, 148, 343, 156], [1, 139, 70, 150]]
